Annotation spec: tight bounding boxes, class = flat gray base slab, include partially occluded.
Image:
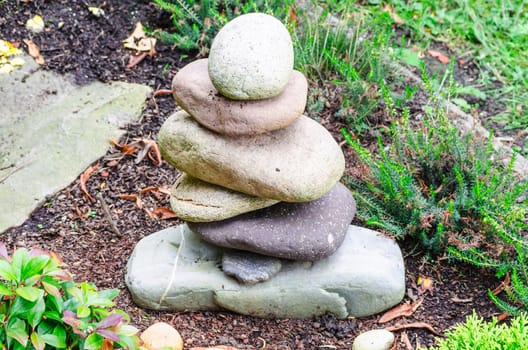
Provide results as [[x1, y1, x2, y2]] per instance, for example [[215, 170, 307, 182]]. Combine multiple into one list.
[[126, 224, 405, 319], [0, 54, 152, 233]]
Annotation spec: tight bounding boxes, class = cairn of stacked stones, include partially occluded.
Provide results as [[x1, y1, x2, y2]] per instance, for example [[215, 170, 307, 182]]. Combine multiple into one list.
[[126, 13, 405, 319]]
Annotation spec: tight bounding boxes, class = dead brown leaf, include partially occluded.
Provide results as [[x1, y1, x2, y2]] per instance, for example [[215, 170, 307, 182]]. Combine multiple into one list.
[[123, 22, 156, 53], [127, 52, 148, 69], [385, 322, 440, 336], [417, 275, 434, 295], [79, 163, 100, 202], [145, 207, 177, 220], [427, 49, 450, 64], [379, 298, 424, 323], [400, 332, 413, 350], [140, 186, 171, 196], [491, 272, 510, 295], [23, 39, 45, 65], [134, 138, 162, 166], [118, 193, 143, 209], [111, 139, 138, 155]]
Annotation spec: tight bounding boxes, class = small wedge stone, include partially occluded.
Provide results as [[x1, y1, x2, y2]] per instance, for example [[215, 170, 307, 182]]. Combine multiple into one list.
[[170, 174, 278, 222], [222, 250, 282, 284]]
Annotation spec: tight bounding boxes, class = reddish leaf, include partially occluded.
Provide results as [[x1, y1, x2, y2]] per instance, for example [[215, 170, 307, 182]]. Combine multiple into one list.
[[0, 242, 9, 260], [118, 194, 143, 209], [497, 312, 509, 322], [145, 207, 177, 220], [427, 49, 450, 64], [385, 322, 440, 336], [101, 339, 114, 350], [80, 163, 100, 202], [400, 332, 413, 350], [96, 329, 120, 343], [379, 298, 423, 323], [97, 313, 123, 330]]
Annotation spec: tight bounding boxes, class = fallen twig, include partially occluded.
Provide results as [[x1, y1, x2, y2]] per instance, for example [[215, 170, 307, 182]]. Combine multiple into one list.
[[385, 322, 440, 336], [97, 192, 122, 237]]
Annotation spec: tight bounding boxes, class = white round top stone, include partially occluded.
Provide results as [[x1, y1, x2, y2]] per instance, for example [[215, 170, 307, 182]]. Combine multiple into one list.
[[208, 13, 294, 100]]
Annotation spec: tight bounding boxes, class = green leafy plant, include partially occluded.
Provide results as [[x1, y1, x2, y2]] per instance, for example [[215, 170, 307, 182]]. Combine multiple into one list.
[[342, 62, 528, 313], [0, 242, 141, 349], [423, 311, 528, 350], [151, 0, 294, 54]]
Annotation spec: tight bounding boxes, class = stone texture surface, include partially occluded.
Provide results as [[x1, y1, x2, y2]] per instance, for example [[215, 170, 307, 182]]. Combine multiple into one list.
[[0, 54, 151, 233], [125, 224, 406, 318], [170, 173, 278, 222], [140, 322, 184, 350], [158, 111, 345, 202], [222, 250, 282, 285], [172, 59, 307, 136], [208, 13, 293, 100], [352, 330, 395, 350], [188, 182, 356, 260]]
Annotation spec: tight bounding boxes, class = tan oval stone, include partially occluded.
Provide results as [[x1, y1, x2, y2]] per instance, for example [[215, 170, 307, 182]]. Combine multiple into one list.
[[170, 173, 278, 222], [172, 59, 307, 136], [140, 322, 183, 350], [158, 111, 345, 202]]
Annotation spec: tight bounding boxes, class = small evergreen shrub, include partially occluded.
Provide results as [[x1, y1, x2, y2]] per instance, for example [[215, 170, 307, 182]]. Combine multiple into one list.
[[0, 242, 141, 349], [342, 62, 528, 313], [424, 312, 528, 350]]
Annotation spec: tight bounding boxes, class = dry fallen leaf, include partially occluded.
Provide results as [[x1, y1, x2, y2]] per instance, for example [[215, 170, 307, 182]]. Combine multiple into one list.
[[379, 297, 424, 323], [385, 322, 440, 336], [118, 193, 143, 209], [79, 163, 100, 202], [140, 186, 171, 195], [417, 275, 434, 295], [127, 52, 148, 69], [491, 272, 510, 295], [134, 138, 162, 165], [123, 22, 156, 54], [400, 331, 413, 350], [23, 39, 45, 65], [25, 14, 45, 33], [497, 312, 509, 322], [427, 49, 450, 64], [145, 207, 177, 220], [88, 6, 105, 17]]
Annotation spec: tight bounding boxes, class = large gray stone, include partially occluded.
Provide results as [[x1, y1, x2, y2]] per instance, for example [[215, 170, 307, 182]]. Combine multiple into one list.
[[222, 250, 282, 285], [0, 54, 151, 233], [208, 13, 294, 100], [125, 224, 405, 318], [170, 173, 278, 222], [172, 59, 307, 136], [188, 182, 356, 261], [158, 111, 345, 202]]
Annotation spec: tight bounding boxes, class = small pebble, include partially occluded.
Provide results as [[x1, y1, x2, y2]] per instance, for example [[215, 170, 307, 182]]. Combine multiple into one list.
[[352, 329, 394, 350]]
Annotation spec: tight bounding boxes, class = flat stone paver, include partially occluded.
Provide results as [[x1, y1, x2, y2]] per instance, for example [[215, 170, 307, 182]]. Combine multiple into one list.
[[0, 55, 152, 233]]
